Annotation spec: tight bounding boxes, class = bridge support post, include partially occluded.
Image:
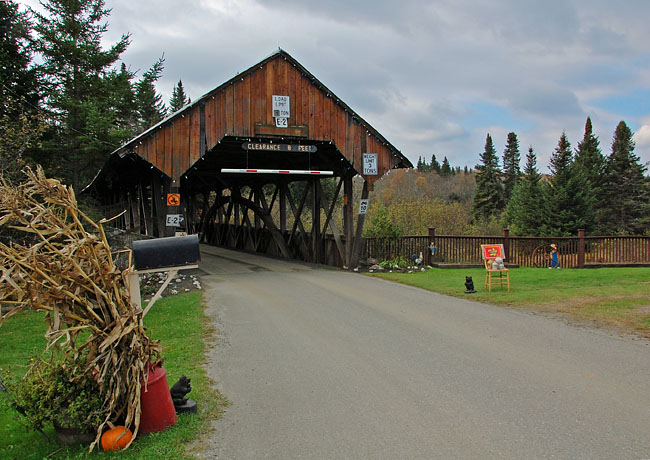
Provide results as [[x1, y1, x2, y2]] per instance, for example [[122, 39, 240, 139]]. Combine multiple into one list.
[[349, 180, 369, 268], [343, 174, 353, 267], [312, 178, 321, 263]]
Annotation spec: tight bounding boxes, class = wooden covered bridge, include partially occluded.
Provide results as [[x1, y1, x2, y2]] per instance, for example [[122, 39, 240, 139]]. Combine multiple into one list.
[[87, 49, 412, 267]]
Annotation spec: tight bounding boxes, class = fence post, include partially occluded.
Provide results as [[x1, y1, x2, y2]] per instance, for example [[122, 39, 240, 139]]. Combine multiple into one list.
[[503, 228, 510, 263], [578, 229, 585, 268], [428, 227, 436, 264]]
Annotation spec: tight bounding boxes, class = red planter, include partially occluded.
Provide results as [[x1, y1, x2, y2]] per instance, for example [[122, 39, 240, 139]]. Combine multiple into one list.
[[139, 364, 177, 434]]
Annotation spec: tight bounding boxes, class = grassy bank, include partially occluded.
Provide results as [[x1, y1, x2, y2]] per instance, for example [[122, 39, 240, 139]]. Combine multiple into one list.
[[370, 267, 650, 338], [0, 291, 227, 459]]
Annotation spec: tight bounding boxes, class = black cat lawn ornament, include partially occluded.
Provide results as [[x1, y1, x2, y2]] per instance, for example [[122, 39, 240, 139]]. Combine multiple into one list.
[[464, 276, 476, 294]]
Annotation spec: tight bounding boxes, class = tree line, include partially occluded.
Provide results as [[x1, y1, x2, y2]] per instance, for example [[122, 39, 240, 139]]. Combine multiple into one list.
[[472, 118, 649, 236], [0, 0, 190, 191]]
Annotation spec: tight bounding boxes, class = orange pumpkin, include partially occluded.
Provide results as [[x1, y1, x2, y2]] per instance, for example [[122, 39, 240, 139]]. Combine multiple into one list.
[[101, 425, 133, 451]]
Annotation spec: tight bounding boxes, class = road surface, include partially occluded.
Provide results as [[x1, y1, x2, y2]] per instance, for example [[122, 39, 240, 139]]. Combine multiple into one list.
[[197, 246, 650, 460]]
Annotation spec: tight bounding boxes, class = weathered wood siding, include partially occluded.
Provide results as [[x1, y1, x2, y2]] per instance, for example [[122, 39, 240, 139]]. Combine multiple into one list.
[[128, 52, 404, 183]]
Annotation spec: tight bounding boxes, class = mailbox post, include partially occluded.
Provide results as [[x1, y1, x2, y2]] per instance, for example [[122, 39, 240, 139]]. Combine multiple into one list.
[[128, 235, 201, 321]]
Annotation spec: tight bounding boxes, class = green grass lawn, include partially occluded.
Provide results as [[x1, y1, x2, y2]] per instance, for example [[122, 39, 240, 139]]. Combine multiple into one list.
[[0, 291, 227, 459], [370, 267, 650, 337]]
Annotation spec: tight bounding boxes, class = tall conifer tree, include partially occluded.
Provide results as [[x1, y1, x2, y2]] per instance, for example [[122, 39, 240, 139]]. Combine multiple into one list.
[[31, 0, 131, 190], [169, 79, 190, 113], [502, 132, 521, 204], [0, 1, 44, 181], [135, 57, 167, 131], [599, 121, 648, 234], [574, 117, 604, 184], [504, 147, 544, 235], [472, 133, 504, 221], [430, 154, 441, 173], [543, 132, 594, 235], [440, 156, 452, 176]]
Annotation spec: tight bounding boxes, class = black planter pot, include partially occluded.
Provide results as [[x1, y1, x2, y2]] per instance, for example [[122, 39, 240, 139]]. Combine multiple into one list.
[[53, 420, 96, 446]]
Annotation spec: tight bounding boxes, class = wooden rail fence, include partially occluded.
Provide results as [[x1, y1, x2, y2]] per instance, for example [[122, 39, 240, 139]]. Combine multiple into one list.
[[364, 229, 650, 268]]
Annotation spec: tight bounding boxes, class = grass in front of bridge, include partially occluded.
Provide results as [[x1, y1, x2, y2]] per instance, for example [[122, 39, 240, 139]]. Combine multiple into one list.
[[0, 291, 227, 459], [370, 267, 650, 338]]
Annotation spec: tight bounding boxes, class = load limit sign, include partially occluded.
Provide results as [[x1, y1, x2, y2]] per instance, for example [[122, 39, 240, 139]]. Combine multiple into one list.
[[363, 154, 378, 175]]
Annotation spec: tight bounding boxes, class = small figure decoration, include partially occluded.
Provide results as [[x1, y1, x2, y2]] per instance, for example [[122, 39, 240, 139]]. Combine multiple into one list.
[[549, 243, 560, 269], [170, 375, 198, 413], [491, 256, 505, 270], [464, 276, 476, 293]]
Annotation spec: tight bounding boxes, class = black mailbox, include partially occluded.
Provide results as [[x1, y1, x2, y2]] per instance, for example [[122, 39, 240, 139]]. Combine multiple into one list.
[[132, 235, 201, 271]]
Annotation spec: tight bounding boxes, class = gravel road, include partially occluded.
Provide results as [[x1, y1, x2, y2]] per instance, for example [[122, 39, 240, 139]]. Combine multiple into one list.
[[197, 246, 650, 460]]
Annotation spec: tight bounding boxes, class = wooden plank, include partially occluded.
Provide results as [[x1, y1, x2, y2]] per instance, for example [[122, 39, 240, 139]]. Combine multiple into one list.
[[217, 91, 226, 140], [189, 107, 201, 166], [225, 84, 234, 135], [199, 103, 206, 158], [172, 115, 190, 181], [289, 61, 299, 123], [300, 73, 309, 129], [242, 73, 251, 135], [250, 68, 260, 126], [154, 128, 164, 171], [164, 125, 173, 178], [308, 83, 316, 138], [323, 92, 332, 142], [233, 78, 243, 135], [337, 102, 346, 150], [205, 96, 216, 149]]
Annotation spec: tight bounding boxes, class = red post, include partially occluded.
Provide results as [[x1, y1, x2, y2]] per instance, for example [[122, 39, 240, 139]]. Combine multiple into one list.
[[428, 227, 436, 264], [503, 228, 510, 263], [578, 229, 585, 268]]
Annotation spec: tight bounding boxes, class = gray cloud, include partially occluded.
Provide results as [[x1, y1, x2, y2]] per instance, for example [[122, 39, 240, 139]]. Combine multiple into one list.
[[19, 0, 650, 171]]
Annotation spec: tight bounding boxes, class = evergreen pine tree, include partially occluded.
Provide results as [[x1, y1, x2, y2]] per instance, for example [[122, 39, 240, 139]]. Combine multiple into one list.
[[430, 154, 441, 173], [504, 147, 544, 235], [599, 121, 649, 234], [169, 79, 190, 113], [543, 132, 595, 236], [416, 156, 423, 171], [135, 57, 167, 130], [502, 132, 521, 204], [472, 133, 504, 221], [0, 1, 41, 116], [0, 1, 45, 181], [31, 0, 131, 191], [574, 117, 604, 184], [440, 156, 452, 176]]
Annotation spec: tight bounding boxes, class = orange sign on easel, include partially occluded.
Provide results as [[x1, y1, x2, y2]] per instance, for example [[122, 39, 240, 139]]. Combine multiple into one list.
[[166, 193, 180, 206], [481, 244, 504, 260]]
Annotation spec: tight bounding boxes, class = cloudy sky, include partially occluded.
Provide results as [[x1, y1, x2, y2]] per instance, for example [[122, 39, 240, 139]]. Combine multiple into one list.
[[21, 0, 650, 172]]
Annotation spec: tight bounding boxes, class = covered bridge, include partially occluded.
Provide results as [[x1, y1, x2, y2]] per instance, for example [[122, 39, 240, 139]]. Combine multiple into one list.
[[88, 49, 412, 267]]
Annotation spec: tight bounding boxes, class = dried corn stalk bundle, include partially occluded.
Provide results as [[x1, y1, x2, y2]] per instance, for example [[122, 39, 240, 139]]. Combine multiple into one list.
[[0, 166, 161, 450]]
